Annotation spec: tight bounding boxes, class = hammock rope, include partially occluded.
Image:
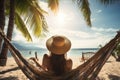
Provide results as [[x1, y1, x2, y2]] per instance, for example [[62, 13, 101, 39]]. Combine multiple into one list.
[[0, 29, 120, 80]]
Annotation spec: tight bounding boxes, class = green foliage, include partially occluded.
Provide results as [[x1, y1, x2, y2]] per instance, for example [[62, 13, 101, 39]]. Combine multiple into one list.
[[15, 0, 48, 37], [5, 0, 48, 41], [15, 11, 32, 41], [77, 0, 91, 27], [115, 44, 120, 55]]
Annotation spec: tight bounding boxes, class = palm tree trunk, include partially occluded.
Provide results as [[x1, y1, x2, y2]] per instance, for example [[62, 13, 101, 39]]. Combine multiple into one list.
[[0, 0, 15, 66], [0, 0, 5, 50]]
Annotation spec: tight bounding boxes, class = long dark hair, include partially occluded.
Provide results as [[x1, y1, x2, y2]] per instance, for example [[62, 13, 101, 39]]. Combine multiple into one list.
[[50, 53, 66, 76]]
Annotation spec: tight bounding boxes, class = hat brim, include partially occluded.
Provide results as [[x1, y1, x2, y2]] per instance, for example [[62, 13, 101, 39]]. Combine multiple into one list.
[[46, 36, 71, 55]]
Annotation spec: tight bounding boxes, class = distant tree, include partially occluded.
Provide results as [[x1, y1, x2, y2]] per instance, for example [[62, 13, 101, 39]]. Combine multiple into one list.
[[112, 44, 120, 61], [98, 44, 103, 48]]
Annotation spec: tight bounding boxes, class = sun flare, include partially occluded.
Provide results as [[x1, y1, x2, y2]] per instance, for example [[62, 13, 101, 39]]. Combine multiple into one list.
[[56, 12, 65, 23], [55, 12, 66, 26]]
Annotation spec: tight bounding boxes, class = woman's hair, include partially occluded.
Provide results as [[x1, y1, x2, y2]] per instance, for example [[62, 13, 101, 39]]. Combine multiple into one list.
[[50, 53, 66, 75]]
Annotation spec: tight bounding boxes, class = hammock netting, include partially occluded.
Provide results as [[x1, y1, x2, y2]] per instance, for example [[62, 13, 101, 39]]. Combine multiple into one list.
[[0, 29, 120, 80]]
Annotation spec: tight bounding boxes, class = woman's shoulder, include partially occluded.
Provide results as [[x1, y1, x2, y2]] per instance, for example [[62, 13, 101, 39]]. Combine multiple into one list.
[[43, 54, 49, 58], [66, 59, 72, 64], [42, 54, 51, 71], [43, 54, 50, 63]]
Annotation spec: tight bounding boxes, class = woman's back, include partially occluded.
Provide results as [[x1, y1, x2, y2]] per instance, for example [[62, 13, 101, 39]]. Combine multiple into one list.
[[42, 54, 72, 76]]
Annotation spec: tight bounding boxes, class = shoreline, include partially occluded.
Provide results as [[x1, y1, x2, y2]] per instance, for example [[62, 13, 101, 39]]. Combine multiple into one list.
[[0, 56, 120, 80]]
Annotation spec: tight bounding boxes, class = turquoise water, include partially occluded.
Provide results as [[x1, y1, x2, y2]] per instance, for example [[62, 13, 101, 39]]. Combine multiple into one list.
[[8, 48, 98, 59]]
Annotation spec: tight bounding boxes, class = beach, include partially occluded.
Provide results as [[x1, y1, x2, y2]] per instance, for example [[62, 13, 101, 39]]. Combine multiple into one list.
[[0, 56, 120, 80]]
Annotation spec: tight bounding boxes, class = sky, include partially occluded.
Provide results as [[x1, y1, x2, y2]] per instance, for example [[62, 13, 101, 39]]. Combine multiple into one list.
[[12, 0, 120, 48]]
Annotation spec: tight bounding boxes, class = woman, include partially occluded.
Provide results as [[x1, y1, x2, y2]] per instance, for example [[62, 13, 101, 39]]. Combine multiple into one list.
[[42, 35, 73, 76]]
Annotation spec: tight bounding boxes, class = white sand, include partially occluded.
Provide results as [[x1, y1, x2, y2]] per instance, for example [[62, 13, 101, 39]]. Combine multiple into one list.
[[98, 56, 120, 80], [0, 56, 120, 80]]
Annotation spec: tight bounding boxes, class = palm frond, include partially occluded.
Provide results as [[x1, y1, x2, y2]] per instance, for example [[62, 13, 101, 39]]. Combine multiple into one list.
[[25, 1, 48, 37], [15, 0, 30, 15], [34, 1, 48, 14], [15, 0, 48, 37], [76, 0, 91, 27], [15, 11, 32, 41], [15, 0, 47, 15], [41, 16, 48, 32], [29, 7, 43, 37], [30, 0, 48, 32], [48, 0, 59, 13]]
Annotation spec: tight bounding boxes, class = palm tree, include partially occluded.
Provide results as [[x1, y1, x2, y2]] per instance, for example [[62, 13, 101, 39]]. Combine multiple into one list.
[[0, 0, 5, 49], [0, 0, 15, 66], [0, 0, 48, 66]]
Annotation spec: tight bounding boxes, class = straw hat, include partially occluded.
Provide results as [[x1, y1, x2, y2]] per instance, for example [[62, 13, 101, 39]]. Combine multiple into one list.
[[46, 35, 71, 55]]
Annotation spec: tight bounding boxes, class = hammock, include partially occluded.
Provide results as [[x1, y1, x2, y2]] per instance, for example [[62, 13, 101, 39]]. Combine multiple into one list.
[[0, 29, 120, 80]]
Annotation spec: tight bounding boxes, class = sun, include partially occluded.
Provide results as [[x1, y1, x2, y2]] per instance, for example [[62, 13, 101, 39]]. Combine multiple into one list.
[[47, 10, 68, 30], [56, 12, 65, 23], [55, 12, 66, 26]]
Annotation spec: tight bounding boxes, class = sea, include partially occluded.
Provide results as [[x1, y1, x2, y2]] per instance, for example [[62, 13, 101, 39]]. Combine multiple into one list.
[[8, 48, 98, 59], [7, 48, 99, 68]]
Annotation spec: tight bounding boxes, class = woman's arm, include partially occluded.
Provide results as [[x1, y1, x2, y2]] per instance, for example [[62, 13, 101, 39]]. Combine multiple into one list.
[[42, 54, 49, 70], [29, 57, 46, 71]]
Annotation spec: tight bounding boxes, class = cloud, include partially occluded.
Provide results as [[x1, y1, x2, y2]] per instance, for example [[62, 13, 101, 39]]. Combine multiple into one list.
[[91, 18, 96, 22], [12, 25, 117, 48], [91, 27, 118, 32], [96, 10, 102, 13], [12, 28, 26, 42]]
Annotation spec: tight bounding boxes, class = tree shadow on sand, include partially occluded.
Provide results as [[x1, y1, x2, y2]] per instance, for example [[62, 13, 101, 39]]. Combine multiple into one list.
[[0, 76, 19, 80], [108, 74, 120, 80]]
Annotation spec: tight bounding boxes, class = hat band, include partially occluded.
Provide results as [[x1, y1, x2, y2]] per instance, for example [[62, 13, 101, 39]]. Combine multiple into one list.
[[52, 40, 65, 47]]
